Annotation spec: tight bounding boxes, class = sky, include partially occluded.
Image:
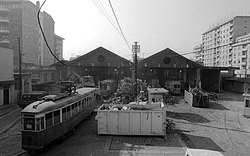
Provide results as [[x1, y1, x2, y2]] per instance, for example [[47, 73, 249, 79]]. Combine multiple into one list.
[[30, 0, 250, 61]]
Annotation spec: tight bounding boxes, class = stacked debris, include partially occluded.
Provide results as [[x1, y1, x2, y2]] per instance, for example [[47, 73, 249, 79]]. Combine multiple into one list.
[[115, 77, 147, 103], [163, 93, 177, 105], [189, 87, 204, 95], [189, 87, 209, 107]]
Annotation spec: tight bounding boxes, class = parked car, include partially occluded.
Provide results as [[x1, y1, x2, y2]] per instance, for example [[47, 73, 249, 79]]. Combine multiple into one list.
[[17, 91, 48, 109]]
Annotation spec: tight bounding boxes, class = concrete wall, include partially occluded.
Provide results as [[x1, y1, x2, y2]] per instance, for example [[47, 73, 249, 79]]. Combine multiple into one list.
[[42, 12, 55, 66], [22, 0, 39, 66], [0, 47, 13, 81], [233, 17, 250, 41]]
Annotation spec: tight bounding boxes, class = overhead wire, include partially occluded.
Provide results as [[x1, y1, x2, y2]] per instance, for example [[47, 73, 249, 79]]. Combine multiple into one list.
[[108, 0, 131, 51], [96, 0, 114, 21], [92, 0, 121, 35], [37, 0, 68, 67], [38, 0, 197, 66]]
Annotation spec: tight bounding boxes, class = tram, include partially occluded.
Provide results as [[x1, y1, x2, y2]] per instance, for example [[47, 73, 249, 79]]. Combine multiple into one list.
[[21, 87, 100, 151]]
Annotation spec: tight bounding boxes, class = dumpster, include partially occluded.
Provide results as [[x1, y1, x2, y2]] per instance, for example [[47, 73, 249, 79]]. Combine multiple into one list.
[[184, 90, 209, 108], [95, 103, 166, 138]]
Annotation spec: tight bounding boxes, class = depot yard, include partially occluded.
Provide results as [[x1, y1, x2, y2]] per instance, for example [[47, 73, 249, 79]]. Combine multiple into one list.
[[0, 91, 250, 156]]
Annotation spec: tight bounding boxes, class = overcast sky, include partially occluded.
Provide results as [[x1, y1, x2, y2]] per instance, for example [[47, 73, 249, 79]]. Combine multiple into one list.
[[31, 0, 250, 60]]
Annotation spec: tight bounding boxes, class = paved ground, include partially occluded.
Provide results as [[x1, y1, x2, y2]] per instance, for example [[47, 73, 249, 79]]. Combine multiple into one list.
[[168, 92, 250, 156], [0, 91, 250, 156]]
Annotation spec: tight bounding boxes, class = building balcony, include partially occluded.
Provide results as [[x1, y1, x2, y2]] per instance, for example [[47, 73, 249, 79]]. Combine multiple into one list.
[[0, 39, 9, 44], [0, 18, 9, 23], [0, 8, 9, 13], [0, 29, 9, 34], [242, 62, 247, 65], [242, 55, 247, 58], [242, 47, 247, 51]]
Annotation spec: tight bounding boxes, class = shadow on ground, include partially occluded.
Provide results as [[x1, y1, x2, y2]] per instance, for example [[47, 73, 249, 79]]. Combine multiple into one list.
[[177, 132, 224, 152], [218, 92, 244, 102], [166, 111, 210, 123], [204, 102, 230, 110]]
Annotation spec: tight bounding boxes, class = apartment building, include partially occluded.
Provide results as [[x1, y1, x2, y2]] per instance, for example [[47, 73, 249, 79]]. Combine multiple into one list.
[[193, 44, 203, 63], [0, 0, 58, 70], [232, 33, 250, 77], [54, 34, 64, 61], [202, 16, 250, 67]]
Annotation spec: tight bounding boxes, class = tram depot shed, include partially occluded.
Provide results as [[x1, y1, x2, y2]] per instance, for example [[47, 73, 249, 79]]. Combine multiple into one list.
[[53, 47, 236, 93]]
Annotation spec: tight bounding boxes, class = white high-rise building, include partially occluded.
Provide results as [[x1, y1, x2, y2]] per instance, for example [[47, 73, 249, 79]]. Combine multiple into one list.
[[232, 33, 250, 77], [202, 16, 250, 67]]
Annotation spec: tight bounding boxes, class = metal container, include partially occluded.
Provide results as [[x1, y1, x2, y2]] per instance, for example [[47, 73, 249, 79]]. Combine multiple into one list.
[[95, 104, 166, 137]]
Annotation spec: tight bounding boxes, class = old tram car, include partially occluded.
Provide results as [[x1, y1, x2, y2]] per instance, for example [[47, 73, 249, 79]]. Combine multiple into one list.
[[21, 87, 100, 150]]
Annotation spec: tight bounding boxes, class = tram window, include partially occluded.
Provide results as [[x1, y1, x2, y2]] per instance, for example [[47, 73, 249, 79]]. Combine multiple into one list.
[[81, 100, 84, 111], [41, 116, 44, 130], [62, 107, 66, 121], [36, 118, 40, 131], [24, 118, 35, 130], [72, 104, 75, 116], [54, 110, 60, 125], [75, 102, 79, 113], [78, 101, 80, 112], [45, 112, 53, 128], [79, 101, 82, 111], [74, 103, 77, 113], [66, 106, 71, 118]]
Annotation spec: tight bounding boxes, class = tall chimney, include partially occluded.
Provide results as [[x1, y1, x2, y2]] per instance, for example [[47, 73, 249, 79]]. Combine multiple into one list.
[[36, 1, 40, 8]]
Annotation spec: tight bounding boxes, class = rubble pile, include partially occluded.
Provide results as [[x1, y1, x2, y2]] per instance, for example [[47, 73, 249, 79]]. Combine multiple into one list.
[[189, 87, 208, 96], [163, 93, 177, 105], [115, 77, 148, 103]]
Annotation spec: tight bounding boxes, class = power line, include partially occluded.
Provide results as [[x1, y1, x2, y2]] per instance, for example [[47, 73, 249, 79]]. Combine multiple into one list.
[[108, 0, 131, 51], [92, 0, 121, 35], [37, 0, 68, 67], [96, 0, 118, 31]]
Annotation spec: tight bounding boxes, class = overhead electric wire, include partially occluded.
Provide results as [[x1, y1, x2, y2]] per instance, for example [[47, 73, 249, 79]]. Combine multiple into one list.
[[108, 0, 131, 51], [96, 0, 114, 23], [37, 0, 68, 67], [95, 0, 119, 34], [37, 0, 197, 66], [92, 0, 121, 35]]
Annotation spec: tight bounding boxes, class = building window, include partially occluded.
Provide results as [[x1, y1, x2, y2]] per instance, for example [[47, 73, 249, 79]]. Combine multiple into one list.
[[51, 73, 55, 81], [44, 73, 47, 82]]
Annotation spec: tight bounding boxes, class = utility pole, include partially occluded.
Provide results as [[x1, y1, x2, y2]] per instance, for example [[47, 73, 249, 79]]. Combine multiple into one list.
[[132, 42, 140, 99], [18, 37, 22, 100]]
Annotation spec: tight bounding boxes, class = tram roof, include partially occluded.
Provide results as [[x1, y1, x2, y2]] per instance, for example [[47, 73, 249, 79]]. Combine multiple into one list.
[[21, 87, 100, 114]]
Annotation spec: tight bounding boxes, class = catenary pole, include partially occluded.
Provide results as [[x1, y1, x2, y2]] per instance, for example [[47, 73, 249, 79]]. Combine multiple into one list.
[[132, 42, 140, 99]]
